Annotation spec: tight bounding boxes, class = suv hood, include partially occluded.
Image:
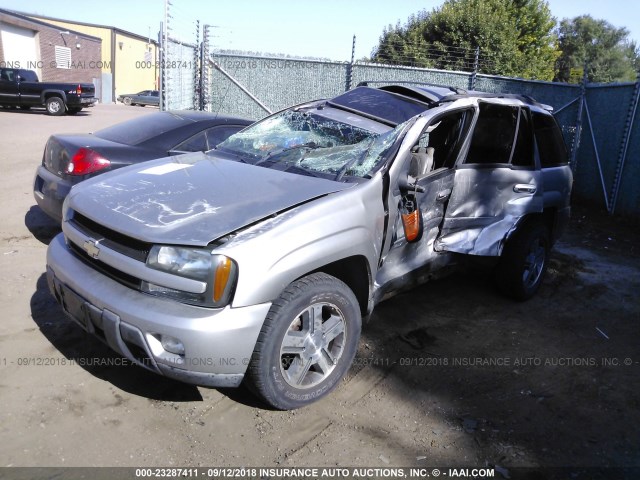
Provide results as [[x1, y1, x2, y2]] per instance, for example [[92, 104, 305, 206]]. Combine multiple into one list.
[[67, 152, 352, 245]]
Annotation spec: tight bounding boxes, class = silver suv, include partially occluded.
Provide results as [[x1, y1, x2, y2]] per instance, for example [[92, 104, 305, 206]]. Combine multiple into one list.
[[46, 84, 572, 409]]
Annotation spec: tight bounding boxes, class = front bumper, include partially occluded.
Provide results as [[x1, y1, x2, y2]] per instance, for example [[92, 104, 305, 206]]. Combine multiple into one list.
[[46, 233, 270, 387], [33, 165, 73, 222]]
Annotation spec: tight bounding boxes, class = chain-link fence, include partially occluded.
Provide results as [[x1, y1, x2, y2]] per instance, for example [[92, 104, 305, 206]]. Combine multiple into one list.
[[158, 0, 199, 110], [155, 1, 639, 217]]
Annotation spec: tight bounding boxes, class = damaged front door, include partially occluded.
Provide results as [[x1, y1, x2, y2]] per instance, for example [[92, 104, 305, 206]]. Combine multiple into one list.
[[376, 107, 475, 293], [436, 101, 543, 256]]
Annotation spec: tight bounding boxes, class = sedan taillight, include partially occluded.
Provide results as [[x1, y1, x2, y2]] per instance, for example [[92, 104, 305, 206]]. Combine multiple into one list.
[[66, 148, 110, 175]]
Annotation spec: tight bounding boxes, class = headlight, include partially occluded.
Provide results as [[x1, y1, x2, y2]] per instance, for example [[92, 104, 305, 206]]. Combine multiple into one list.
[[144, 245, 238, 307], [62, 197, 73, 223], [148, 245, 212, 281]]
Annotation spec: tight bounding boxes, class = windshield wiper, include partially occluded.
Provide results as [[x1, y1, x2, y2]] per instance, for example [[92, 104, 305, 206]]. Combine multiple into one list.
[[284, 164, 319, 178], [211, 145, 253, 164], [334, 141, 375, 181]]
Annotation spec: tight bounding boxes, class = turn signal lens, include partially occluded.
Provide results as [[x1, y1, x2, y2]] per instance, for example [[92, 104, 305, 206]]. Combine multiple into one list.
[[213, 256, 233, 302], [402, 210, 421, 243]]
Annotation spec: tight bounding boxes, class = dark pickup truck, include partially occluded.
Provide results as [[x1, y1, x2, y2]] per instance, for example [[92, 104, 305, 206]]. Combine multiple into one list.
[[0, 68, 96, 115]]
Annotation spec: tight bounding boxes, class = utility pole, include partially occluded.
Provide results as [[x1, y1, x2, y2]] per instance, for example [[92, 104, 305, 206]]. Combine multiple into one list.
[[162, 0, 170, 111], [194, 20, 200, 110], [201, 24, 211, 111], [346, 35, 356, 91], [159, 21, 164, 111]]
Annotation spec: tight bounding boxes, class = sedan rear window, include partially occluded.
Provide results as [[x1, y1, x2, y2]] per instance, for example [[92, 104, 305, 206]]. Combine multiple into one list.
[[95, 113, 188, 146]]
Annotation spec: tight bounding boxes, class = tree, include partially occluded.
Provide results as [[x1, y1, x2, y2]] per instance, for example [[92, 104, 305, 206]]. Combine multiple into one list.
[[555, 15, 639, 83], [371, 0, 559, 80]]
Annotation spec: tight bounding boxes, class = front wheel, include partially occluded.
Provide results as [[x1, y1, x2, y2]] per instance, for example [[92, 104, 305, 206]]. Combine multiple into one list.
[[246, 273, 361, 410], [123, 96, 132, 105], [495, 220, 550, 301], [45, 97, 65, 116]]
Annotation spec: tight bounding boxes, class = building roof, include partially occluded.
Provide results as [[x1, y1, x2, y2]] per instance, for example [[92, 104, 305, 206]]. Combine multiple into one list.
[[5, 9, 158, 45], [0, 8, 102, 41]]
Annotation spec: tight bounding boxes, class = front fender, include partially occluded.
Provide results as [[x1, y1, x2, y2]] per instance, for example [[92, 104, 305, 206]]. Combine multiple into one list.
[[220, 180, 385, 308]]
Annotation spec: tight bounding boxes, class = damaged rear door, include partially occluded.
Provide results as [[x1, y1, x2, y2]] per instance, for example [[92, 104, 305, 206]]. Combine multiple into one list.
[[436, 101, 543, 256]]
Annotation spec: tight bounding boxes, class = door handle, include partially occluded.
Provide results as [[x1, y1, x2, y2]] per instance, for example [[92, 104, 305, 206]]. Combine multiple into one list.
[[436, 188, 452, 201], [513, 184, 537, 194]]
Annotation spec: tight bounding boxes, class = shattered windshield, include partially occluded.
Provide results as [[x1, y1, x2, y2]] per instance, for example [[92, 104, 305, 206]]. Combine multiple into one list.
[[216, 109, 407, 180]]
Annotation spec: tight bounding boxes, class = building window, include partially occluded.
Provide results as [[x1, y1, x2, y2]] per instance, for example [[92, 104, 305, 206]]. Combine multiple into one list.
[[54, 45, 71, 69]]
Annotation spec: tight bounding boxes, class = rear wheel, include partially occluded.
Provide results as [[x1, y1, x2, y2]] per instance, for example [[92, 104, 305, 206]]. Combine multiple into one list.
[[246, 273, 361, 410], [45, 97, 65, 116], [495, 220, 550, 301]]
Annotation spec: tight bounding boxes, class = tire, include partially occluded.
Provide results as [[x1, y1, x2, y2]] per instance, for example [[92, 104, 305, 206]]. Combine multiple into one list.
[[123, 97, 132, 106], [495, 220, 550, 301], [246, 272, 361, 410], [67, 108, 82, 115], [45, 97, 65, 116]]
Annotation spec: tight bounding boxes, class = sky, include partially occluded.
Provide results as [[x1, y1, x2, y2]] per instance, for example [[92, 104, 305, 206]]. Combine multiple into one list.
[[1, 0, 639, 61]]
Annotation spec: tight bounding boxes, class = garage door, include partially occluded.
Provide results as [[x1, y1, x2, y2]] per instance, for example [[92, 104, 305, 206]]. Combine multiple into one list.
[[0, 22, 40, 78]]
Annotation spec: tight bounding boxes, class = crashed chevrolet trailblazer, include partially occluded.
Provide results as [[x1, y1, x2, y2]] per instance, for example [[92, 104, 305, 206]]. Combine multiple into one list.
[[46, 84, 572, 409]]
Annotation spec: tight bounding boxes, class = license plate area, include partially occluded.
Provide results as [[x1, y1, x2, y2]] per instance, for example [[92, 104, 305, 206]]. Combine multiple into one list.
[[56, 280, 88, 327]]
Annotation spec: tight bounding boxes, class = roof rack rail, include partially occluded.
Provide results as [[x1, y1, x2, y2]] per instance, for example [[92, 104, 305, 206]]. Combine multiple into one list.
[[355, 80, 552, 110], [356, 80, 468, 95]]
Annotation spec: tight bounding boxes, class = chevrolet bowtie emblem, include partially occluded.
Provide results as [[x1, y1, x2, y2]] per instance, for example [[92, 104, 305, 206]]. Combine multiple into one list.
[[83, 239, 101, 259]]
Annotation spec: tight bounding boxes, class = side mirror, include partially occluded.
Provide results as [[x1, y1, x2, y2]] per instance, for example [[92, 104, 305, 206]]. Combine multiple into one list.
[[398, 175, 425, 194]]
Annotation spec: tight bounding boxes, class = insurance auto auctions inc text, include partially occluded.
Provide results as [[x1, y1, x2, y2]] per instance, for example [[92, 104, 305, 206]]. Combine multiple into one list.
[[252, 467, 495, 478]]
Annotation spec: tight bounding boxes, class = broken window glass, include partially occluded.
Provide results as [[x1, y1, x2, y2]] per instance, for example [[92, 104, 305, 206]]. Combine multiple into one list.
[[216, 109, 404, 180], [421, 109, 474, 169]]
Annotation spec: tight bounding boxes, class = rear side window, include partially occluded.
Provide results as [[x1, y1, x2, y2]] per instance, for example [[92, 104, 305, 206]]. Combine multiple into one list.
[[173, 132, 208, 152], [206, 125, 244, 148], [511, 109, 534, 167], [466, 103, 518, 164], [465, 103, 533, 167], [173, 126, 245, 152], [532, 112, 568, 167], [18, 70, 38, 82]]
